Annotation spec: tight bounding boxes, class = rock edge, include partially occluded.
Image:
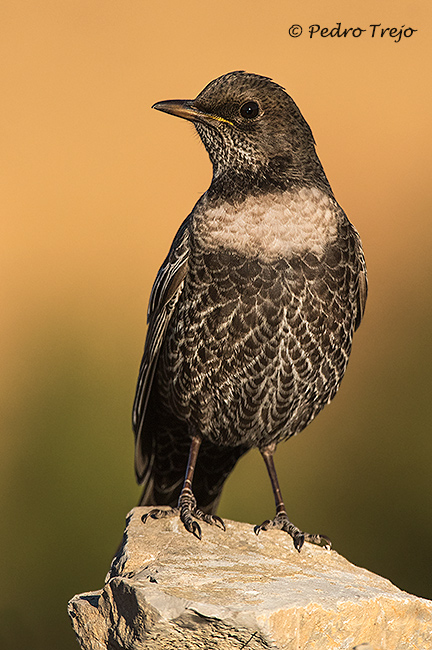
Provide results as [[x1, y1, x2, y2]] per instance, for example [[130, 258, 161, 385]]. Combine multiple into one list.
[[68, 507, 432, 649]]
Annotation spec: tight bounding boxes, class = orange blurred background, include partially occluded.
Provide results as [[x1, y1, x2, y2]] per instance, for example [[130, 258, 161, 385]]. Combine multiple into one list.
[[1, 1, 431, 648]]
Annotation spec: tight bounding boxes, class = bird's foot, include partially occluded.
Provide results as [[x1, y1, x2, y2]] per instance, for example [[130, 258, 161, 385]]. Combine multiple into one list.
[[178, 489, 225, 539], [141, 492, 225, 540], [141, 507, 179, 524], [254, 511, 331, 552]]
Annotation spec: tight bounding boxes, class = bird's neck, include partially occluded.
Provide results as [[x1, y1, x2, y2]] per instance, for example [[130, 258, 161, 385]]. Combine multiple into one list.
[[207, 156, 332, 205]]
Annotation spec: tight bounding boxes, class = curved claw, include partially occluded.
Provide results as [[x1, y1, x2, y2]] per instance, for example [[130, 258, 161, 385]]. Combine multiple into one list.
[[305, 533, 332, 550], [212, 515, 226, 531], [191, 521, 202, 540], [254, 520, 271, 535], [293, 532, 305, 552], [141, 507, 178, 525], [141, 509, 160, 524]]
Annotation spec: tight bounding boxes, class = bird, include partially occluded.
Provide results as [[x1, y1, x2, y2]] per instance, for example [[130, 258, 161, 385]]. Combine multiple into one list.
[[132, 71, 367, 551]]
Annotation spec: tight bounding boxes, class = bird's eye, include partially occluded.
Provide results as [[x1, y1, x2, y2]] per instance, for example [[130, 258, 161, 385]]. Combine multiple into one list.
[[240, 101, 260, 119]]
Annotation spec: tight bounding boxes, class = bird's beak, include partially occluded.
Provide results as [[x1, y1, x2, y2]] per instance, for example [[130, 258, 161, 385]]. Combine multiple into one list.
[[152, 100, 198, 122], [152, 100, 233, 126]]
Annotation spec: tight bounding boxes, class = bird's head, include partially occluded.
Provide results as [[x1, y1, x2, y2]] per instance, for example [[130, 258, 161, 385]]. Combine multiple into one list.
[[152, 71, 329, 197]]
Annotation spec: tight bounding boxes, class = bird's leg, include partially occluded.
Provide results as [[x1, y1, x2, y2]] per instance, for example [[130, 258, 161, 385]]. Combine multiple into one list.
[[254, 443, 331, 552], [142, 434, 225, 539], [176, 434, 225, 538]]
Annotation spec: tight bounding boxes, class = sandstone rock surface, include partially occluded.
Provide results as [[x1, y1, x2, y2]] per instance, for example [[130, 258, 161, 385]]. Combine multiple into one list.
[[68, 507, 432, 649]]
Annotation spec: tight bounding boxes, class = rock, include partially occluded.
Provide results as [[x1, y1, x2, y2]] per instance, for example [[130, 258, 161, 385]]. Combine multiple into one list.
[[68, 507, 432, 649]]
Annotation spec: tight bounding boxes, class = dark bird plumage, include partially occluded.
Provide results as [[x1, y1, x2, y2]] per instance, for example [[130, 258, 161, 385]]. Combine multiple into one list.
[[133, 71, 367, 550]]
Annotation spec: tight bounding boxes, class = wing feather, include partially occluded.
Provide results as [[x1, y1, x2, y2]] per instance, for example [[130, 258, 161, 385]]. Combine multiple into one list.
[[352, 227, 368, 330], [133, 217, 190, 482]]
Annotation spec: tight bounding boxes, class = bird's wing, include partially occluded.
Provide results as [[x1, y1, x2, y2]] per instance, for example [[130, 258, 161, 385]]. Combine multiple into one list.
[[352, 227, 368, 330], [133, 217, 190, 483]]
